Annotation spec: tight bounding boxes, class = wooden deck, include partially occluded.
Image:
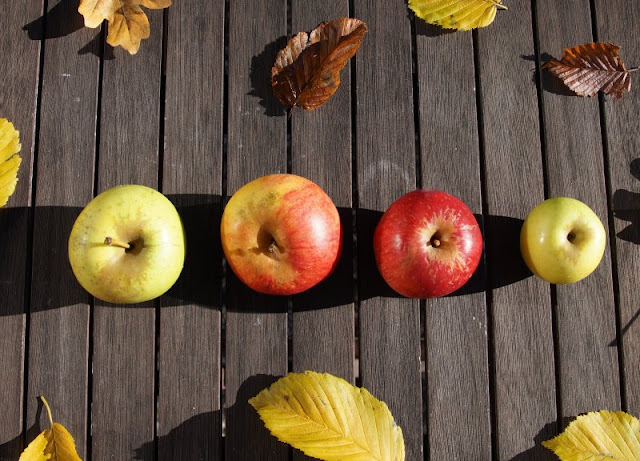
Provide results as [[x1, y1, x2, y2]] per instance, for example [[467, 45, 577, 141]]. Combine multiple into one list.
[[1, 0, 638, 459]]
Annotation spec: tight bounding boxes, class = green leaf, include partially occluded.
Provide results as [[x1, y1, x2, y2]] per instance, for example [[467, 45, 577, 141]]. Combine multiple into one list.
[[543, 410, 640, 460], [249, 371, 405, 461]]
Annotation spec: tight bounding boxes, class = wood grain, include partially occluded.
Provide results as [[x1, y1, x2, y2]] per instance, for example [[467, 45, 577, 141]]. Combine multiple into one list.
[[352, 0, 423, 459], [91, 10, 163, 461], [225, 0, 289, 459], [593, 0, 640, 415], [0, 0, 41, 457], [25, 0, 99, 458], [537, 0, 620, 421], [156, 1, 224, 459], [289, 2, 354, 460], [476, 2, 557, 459], [414, 22, 491, 459]]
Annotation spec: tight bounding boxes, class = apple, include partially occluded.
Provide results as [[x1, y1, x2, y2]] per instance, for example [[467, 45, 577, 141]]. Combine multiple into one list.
[[520, 197, 606, 284], [373, 190, 483, 298], [68, 185, 185, 304], [221, 174, 342, 295]]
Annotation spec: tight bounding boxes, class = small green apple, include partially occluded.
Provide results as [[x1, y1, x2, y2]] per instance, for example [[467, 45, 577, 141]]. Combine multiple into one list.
[[68, 185, 185, 303], [520, 197, 606, 284]]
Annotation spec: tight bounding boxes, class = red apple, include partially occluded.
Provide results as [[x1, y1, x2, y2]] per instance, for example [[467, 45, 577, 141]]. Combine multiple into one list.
[[374, 190, 483, 298], [221, 174, 342, 295]]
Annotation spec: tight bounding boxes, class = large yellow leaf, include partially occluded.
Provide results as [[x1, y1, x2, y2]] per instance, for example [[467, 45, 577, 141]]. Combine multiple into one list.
[[0, 118, 22, 208], [78, 0, 171, 55], [19, 397, 82, 461], [543, 410, 640, 460], [249, 371, 405, 461], [409, 0, 507, 31]]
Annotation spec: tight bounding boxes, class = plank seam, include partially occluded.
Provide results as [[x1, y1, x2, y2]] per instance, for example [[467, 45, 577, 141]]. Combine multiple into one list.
[[471, 28, 497, 461], [22, 0, 49, 452], [589, 0, 627, 412]]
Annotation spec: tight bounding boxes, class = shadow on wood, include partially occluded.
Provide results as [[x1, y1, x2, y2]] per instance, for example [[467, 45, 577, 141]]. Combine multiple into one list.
[[0, 399, 43, 460], [522, 53, 576, 97], [248, 36, 288, 117], [133, 410, 222, 460], [23, 0, 85, 40], [508, 418, 560, 461], [613, 159, 640, 244], [162, 194, 223, 309]]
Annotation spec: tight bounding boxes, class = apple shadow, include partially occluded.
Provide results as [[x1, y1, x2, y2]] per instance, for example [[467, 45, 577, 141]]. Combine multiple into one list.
[[161, 194, 223, 309]]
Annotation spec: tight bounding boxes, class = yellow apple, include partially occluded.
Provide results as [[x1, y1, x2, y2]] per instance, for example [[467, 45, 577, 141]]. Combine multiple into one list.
[[68, 185, 185, 303], [520, 197, 606, 284]]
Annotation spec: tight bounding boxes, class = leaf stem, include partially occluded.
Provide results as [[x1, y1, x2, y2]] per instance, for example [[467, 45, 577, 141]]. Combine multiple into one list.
[[104, 236, 131, 249], [629, 67, 639, 73], [40, 396, 54, 429], [495, 2, 508, 10]]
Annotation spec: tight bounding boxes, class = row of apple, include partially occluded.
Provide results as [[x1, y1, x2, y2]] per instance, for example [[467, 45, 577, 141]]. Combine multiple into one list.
[[68, 174, 606, 304]]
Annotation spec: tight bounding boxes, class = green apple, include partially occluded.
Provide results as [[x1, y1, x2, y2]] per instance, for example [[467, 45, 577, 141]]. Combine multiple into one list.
[[520, 197, 606, 284], [68, 185, 185, 303]]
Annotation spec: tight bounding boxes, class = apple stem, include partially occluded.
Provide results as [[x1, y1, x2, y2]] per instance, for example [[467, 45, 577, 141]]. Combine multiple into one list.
[[431, 238, 441, 248], [104, 236, 131, 250]]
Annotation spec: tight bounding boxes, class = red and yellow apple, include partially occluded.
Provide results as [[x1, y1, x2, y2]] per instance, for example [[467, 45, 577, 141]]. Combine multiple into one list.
[[68, 185, 186, 304], [373, 190, 483, 298], [520, 197, 606, 284], [221, 174, 342, 295]]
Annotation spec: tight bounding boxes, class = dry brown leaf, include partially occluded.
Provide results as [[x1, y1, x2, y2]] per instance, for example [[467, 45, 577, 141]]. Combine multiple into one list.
[[78, 0, 171, 55], [272, 18, 368, 111], [542, 42, 636, 99]]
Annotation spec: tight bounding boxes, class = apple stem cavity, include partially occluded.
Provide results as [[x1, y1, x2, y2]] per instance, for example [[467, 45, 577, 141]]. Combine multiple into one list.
[[104, 236, 131, 250], [567, 232, 576, 243]]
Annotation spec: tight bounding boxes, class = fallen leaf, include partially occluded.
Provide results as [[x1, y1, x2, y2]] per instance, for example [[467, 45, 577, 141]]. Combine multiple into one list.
[[78, 0, 171, 55], [19, 396, 82, 461], [543, 410, 640, 460], [0, 118, 22, 208], [271, 18, 367, 111], [409, 0, 507, 31], [542, 42, 636, 99], [249, 371, 405, 461]]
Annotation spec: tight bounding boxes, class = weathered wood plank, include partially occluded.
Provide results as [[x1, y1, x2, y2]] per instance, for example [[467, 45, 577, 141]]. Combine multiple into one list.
[[225, 0, 288, 459], [476, 2, 557, 459], [352, 1, 423, 459], [0, 0, 41, 457], [536, 0, 620, 420], [593, 0, 640, 415], [414, 22, 491, 459], [156, 1, 224, 459], [289, 3, 354, 460], [25, 0, 99, 458], [91, 12, 164, 460]]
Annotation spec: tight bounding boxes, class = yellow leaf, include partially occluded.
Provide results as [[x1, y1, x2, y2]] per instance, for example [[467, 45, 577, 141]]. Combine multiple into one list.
[[409, 0, 507, 31], [18, 397, 82, 461], [0, 118, 22, 208], [78, 0, 171, 55], [249, 371, 405, 461], [542, 410, 640, 460]]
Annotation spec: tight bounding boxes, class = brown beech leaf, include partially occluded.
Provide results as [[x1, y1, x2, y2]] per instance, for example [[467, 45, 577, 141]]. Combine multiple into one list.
[[542, 42, 637, 99], [272, 18, 368, 111]]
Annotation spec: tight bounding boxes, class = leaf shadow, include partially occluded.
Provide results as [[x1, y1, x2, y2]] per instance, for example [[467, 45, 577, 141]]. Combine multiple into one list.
[[248, 36, 288, 117], [508, 418, 567, 461], [0, 398, 43, 460], [613, 159, 640, 244], [133, 374, 283, 459], [78, 31, 116, 61], [521, 53, 576, 97], [23, 0, 85, 40]]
